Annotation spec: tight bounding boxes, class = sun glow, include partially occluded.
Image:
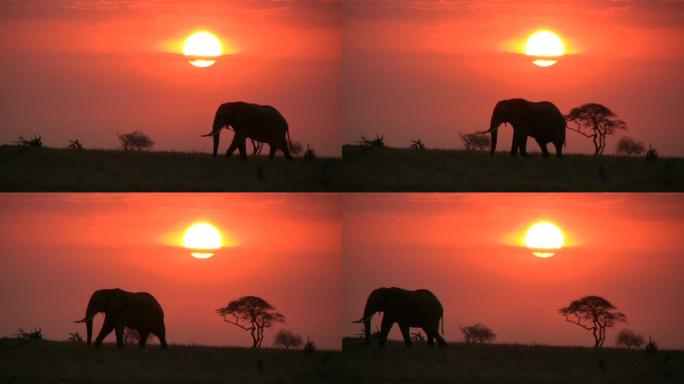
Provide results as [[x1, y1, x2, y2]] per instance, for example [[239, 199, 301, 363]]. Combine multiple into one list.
[[183, 31, 222, 68], [524, 221, 564, 258], [525, 31, 564, 67], [183, 223, 222, 259]]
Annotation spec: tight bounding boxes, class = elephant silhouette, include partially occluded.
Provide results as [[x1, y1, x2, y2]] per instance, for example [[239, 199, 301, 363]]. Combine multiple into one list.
[[74, 288, 168, 349], [483, 98, 566, 158], [203, 101, 294, 160], [353, 287, 447, 348]]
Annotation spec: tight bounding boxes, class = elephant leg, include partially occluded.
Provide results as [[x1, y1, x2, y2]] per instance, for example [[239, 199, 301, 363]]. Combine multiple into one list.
[[510, 130, 522, 157], [435, 333, 447, 347], [425, 328, 435, 347], [520, 135, 529, 157], [238, 139, 248, 160], [138, 331, 150, 349], [536, 139, 550, 157], [379, 316, 394, 347], [154, 326, 168, 349], [94, 319, 115, 348], [398, 323, 412, 347], [268, 144, 277, 161], [554, 141, 563, 158], [281, 138, 293, 161], [114, 326, 124, 349], [225, 136, 240, 158]]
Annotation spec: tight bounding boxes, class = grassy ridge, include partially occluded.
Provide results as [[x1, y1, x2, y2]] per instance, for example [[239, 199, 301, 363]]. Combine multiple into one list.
[[2, 338, 680, 383], [0, 146, 343, 192], [343, 145, 684, 191], [340, 338, 681, 383], [0, 339, 340, 384]]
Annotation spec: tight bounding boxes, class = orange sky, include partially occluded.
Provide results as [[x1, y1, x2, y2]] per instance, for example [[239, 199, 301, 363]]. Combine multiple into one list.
[[343, 0, 684, 156], [343, 193, 684, 349], [0, 193, 341, 349], [0, 1, 341, 155]]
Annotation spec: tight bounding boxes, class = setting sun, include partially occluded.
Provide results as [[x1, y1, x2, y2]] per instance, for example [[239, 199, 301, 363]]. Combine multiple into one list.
[[525, 31, 564, 67], [524, 221, 564, 258], [183, 31, 222, 68], [183, 222, 222, 258]]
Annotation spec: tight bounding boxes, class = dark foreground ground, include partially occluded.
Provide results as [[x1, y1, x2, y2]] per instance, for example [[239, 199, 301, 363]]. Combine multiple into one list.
[[0, 146, 343, 191], [343, 145, 684, 191], [1, 338, 681, 383]]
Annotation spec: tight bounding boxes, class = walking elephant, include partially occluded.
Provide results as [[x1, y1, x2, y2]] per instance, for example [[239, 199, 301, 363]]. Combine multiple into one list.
[[484, 98, 566, 158], [352, 287, 446, 348], [202, 101, 294, 160], [74, 288, 168, 349]]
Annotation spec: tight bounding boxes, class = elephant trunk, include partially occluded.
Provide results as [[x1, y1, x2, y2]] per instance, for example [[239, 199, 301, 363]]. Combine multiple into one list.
[[86, 318, 93, 346], [203, 110, 225, 157], [489, 113, 499, 156], [76, 298, 99, 346], [352, 301, 376, 344], [211, 131, 220, 157]]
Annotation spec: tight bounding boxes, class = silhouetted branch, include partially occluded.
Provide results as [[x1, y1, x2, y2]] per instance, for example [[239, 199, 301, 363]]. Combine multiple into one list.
[[562, 313, 595, 331]]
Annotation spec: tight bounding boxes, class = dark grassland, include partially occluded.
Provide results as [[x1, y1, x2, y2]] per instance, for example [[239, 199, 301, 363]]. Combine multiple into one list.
[[0, 339, 341, 384], [343, 145, 684, 191], [0, 146, 343, 191], [2, 338, 681, 384]]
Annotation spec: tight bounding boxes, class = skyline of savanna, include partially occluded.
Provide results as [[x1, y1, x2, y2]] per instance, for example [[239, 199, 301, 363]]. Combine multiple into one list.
[[343, 0, 684, 156], [0, 193, 341, 349], [0, 1, 341, 156], [343, 193, 684, 349], [1, 1, 683, 382]]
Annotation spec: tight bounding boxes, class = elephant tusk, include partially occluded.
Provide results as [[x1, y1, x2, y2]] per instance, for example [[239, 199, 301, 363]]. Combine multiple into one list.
[[351, 315, 372, 324], [74, 314, 96, 323]]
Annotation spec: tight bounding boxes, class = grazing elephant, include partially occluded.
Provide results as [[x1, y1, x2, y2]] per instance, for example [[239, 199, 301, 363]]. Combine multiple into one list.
[[74, 288, 168, 349], [352, 287, 446, 348], [484, 98, 566, 158], [202, 101, 293, 160]]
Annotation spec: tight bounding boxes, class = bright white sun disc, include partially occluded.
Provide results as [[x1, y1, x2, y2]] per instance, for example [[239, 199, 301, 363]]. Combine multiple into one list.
[[183, 223, 222, 250], [183, 31, 222, 67], [525, 221, 564, 257], [525, 31, 564, 57]]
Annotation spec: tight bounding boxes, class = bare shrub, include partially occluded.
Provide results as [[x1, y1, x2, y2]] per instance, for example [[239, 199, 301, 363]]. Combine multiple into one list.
[[615, 136, 644, 156], [460, 133, 491, 151], [117, 131, 154, 151], [460, 323, 496, 344], [273, 329, 303, 349], [615, 329, 644, 349]]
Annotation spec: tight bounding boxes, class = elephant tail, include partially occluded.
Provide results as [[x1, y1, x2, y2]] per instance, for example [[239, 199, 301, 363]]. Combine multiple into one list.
[[441, 315, 444, 335], [286, 129, 293, 149]]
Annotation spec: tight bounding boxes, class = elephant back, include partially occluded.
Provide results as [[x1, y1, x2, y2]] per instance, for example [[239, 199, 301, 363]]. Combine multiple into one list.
[[411, 289, 443, 313], [131, 292, 165, 316]]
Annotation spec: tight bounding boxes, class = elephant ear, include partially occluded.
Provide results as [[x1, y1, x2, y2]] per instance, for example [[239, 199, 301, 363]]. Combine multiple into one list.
[[103, 290, 129, 315]]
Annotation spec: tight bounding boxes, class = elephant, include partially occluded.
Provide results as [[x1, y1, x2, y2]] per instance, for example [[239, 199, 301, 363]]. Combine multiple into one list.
[[202, 101, 293, 160], [352, 287, 446, 348], [484, 98, 566, 158], [74, 288, 168, 349]]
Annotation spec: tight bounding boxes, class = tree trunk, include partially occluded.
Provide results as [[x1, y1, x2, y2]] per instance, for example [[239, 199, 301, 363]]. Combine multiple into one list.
[[593, 134, 600, 156], [251, 327, 258, 348]]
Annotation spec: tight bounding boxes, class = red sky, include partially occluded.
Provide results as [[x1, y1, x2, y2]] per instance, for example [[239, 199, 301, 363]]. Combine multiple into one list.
[[0, 1, 341, 156], [343, 193, 684, 349], [343, 0, 684, 156], [0, 193, 341, 349]]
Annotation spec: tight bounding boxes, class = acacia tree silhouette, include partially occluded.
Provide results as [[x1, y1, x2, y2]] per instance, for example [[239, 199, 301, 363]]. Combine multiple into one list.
[[566, 103, 626, 155], [558, 295, 626, 348], [216, 296, 285, 348]]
